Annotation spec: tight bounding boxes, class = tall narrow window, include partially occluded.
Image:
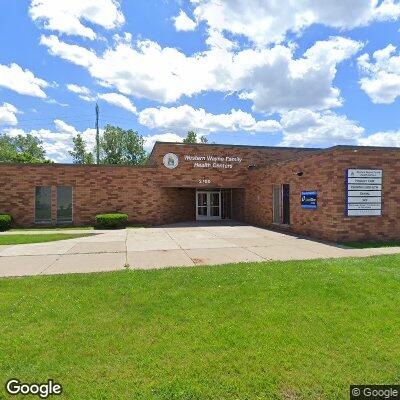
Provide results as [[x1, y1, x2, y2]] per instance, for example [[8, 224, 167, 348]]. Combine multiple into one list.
[[272, 185, 281, 224], [282, 184, 290, 225], [57, 186, 73, 223], [35, 186, 52, 223]]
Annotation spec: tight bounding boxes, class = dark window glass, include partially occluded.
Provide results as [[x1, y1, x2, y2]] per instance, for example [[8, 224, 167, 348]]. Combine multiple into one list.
[[198, 207, 207, 216], [57, 186, 73, 223], [221, 189, 232, 219], [273, 185, 281, 224], [282, 184, 290, 225], [210, 207, 220, 217], [35, 186, 52, 223]]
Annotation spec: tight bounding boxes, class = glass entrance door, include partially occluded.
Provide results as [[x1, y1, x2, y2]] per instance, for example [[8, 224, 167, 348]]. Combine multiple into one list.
[[196, 191, 221, 220]]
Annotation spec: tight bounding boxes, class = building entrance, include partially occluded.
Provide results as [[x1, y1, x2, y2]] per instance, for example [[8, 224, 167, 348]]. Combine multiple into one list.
[[196, 189, 232, 220]]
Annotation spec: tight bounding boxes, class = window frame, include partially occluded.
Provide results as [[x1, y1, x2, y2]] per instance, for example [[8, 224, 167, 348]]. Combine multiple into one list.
[[34, 186, 52, 224], [56, 186, 73, 224]]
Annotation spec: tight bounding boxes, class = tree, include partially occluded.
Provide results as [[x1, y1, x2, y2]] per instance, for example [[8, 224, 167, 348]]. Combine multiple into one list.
[[183, 130, 209, 144], [100, 125, 147, 165], [183, 130, 198, 143], [0, 133, 50, 163], [69, 134, 94, 164]]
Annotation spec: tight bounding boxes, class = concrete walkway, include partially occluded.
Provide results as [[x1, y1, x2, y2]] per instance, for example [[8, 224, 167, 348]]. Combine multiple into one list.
[[0, 222, 399, 277]]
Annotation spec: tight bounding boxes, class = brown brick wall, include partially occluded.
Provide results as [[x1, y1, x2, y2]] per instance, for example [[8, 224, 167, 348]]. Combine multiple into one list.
[[244, 147, 400, 242], [331, 148, 400, 242], [0, 143, 315, 228], [0, 164, 163, 227], [1, 143, 399, 242], [244, 152, 337, 240], [150, 142, 318, 189]]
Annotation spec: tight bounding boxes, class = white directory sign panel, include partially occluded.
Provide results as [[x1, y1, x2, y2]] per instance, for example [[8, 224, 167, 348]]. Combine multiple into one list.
[[346, 169, 382, 216]]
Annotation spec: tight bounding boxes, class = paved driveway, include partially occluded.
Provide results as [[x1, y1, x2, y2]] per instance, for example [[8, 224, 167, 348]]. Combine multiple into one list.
[[0, 221, 399, 277]]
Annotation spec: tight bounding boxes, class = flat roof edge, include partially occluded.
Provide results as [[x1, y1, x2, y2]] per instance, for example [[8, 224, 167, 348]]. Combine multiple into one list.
[[329, 145, 400, 151], [153, 141, 321, 151], [154, 141, 400, 151]]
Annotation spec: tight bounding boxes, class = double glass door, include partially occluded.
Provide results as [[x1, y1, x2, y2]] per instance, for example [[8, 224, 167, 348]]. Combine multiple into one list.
[[196, 191, 221, 220]]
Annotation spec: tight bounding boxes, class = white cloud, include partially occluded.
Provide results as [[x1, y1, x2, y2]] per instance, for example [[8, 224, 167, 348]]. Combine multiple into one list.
[[236, 36, 363, 113], [46, 98, 69, 107], [357, 130, 400, 146], [40, 35, 97, 67], [66, 83, 97, 101], [138, 105, 281, 133], [41, 34, 361, 112], [192, 0, 400, 46], [0, 63, 48, 98], [280, 109, 364, 146], [2, 120, 98, 162], [358, 44, 400, 103], [0, 103, 19, 126], [98, 92, 137, 113], [173, 10, 197, 31], [66, 83, 91, 95], [29, 0, 125, 39], [54, 119, 79, 136], [143, 132, 183, 152], [80, 95, 97, 102]]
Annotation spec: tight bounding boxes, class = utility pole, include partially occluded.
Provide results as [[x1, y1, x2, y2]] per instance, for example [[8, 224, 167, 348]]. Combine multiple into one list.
[[95, 103, 100, 164]]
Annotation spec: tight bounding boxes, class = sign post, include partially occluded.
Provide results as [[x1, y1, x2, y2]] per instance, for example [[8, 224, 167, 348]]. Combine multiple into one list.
[[346, 169, 382, 216]]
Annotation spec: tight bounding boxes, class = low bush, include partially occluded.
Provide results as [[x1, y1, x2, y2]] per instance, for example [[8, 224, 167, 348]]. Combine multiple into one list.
[[0, 214, 12, 231], [95, 213, 128, 229]]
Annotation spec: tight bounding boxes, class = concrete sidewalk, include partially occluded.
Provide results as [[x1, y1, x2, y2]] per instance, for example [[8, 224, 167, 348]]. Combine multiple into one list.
[[0, 222, 399, 277]]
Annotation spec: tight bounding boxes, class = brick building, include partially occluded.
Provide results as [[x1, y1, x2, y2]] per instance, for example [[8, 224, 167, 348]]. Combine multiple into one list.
[[0, 142, 396, 242]]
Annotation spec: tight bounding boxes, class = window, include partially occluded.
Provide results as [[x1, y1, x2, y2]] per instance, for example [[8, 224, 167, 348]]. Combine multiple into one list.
[[272, 185, 281, 224], [272, 184, 290, 225], [35, 186, 52, 223], [57, 186, 73, 223]]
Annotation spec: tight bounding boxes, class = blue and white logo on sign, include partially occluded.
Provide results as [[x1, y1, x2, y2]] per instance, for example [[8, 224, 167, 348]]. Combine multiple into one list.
[[163, 153, 179, 169], [301, 191, 317, 209]]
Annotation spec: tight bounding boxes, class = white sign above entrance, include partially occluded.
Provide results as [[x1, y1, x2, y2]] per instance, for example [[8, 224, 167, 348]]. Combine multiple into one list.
[[346, 169, 382, 217], [163, 153, 179, 169], [184, 154, 242, 169]]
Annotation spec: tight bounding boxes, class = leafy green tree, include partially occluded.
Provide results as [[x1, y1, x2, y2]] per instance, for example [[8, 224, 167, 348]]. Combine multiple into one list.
[[183, 130, 209, 144], [0, 133, 50, 163], [69, 134, 94, 164], [183, 130, 198, 143], [100, 125, 147, 165]]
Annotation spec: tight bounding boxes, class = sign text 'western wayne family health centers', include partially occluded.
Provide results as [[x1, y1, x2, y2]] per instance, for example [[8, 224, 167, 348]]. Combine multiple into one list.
[[184, 155, 243, 169]]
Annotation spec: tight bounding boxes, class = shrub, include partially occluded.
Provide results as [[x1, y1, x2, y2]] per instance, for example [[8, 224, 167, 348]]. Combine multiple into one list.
[[0, 214, 12, 231], [95, 213, 128, 229]]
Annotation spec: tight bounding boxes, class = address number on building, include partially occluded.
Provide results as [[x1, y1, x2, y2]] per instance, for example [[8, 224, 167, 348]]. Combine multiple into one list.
[[198, 179, 211, 184]]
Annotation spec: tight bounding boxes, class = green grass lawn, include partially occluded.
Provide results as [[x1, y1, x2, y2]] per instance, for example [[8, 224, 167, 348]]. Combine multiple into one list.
[[0, 233, 94, 245], [1, 256, 400, 399], [9, 226, 95, 231], [9, 224, 143, 232], [344, 241, 400, 249]]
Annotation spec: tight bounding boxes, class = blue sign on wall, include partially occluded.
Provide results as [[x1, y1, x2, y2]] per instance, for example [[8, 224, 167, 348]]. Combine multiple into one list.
[[301, 191, 317, 209]]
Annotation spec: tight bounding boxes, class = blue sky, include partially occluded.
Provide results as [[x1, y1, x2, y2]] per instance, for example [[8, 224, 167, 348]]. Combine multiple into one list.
[[0, 0, 400, 161]]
